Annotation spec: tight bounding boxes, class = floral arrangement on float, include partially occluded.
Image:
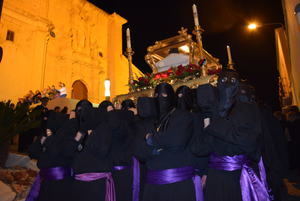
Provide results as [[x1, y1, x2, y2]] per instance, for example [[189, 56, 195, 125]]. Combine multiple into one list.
[[129, 59, 221, 91]]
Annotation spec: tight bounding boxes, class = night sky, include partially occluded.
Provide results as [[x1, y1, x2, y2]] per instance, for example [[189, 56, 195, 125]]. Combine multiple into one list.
[[89, 0, 284, 110]]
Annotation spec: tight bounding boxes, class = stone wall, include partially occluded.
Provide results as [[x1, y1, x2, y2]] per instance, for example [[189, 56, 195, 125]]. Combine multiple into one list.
[[0, 0, 141, 103]]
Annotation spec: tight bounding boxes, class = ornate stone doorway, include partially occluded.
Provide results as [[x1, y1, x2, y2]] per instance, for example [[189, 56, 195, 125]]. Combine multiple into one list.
[[71, 80, 88, 100]]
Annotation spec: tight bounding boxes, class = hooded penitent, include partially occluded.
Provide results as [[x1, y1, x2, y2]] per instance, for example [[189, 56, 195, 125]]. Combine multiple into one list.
[[75, 100, 93, 132], [46, 110, 68, 133], [154, 83, 176, 132], [98, 100, 114, 113], [217, 69, 240, 117], [175, 85, 193, 111], [154, 83, 175, 117], [196, 84, 218, 118]]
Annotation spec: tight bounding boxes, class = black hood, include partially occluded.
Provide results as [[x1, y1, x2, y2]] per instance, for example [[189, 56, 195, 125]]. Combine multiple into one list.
[[46, 110, 68, 133], [176, 85, 193, 111], [196, 84, 218, 117], [217, 69, 240, 117], [75, 100, 93, 130], [98, 100, 114, 113], [154, 83, 175, 117]]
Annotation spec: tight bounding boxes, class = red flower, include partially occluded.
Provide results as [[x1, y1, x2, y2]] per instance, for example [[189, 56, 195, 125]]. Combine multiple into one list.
[[175, 69, 183, 76], [186, 66, 194, 73], [177, 65, 185, 71], [154, 73, 162, 79], [161, 73, 168, 78], [138, 77, 150, 85], [167, 68, 173, 73]]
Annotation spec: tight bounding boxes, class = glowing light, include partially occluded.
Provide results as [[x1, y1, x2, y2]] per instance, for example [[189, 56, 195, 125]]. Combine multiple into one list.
[[104, 79, 110, 97], [179, 45, 190, 53], [248, 23, 258, 30]]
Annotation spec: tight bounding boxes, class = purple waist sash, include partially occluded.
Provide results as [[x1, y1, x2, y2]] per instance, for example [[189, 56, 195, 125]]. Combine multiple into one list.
[[146, 166, 204, 201], [113, 166, 130, 171], [209, 153, 273, 201], [75, 172, 116, 201], [25, 167, 73, 201], [112, 157, 140, 201]]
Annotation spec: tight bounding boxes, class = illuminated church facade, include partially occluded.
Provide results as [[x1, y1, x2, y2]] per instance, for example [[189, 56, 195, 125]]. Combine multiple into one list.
[[0, 0, 141, 103]]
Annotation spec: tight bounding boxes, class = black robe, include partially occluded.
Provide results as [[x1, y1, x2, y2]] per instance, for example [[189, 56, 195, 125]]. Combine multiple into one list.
[[190, 112, 209, 177], [134, 109, 197, 201], [191, 101, 262, 201], [108, 110, 135, 201], [28, 117, 78, 201], [71, 121, 113, 201]]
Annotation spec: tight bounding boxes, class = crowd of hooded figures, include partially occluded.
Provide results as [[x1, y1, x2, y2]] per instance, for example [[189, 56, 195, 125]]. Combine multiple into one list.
[[26, 69, 289, 201]]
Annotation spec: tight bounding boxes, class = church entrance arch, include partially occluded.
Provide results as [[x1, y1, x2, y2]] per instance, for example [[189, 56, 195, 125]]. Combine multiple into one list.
[[71, 80, 88, 100]]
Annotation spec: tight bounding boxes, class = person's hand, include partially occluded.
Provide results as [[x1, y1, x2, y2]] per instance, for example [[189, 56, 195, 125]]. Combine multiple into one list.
[[129, 107, 137, 115], [69, 111, 76, 119], [46, 129, 52, 137], [88, 130, 92, 135], [75, 131, 83, 142]]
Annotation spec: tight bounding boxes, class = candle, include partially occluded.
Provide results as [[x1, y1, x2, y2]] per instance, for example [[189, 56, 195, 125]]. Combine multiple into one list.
[[192, 4, 200, 27], [227, 45, 233, 64], [126, 28, 131, 49]]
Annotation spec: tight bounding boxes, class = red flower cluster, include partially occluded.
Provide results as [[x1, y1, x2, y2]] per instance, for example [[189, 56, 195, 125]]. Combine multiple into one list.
[[129, 60, 220, 91], [153, 68, 174, 80]]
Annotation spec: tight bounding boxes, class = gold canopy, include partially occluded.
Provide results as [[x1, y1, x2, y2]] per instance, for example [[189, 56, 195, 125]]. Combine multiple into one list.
[[145, 27, 221, 73], [114, 27, 221, 103]]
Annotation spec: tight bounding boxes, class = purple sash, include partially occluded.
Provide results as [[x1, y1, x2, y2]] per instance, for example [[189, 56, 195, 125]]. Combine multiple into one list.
[[146, 166, 204, 201], [113, 166, 130, 171], [25, 167, 73, 201], [209, 153, 273, 201], [112, 157, 140, 201], [75, 172, 116, 201]]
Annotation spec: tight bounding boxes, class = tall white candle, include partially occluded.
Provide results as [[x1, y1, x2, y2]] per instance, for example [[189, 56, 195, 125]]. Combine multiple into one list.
[[126, 28, 131, 49], [192, 4, 200, 27], [227, 45, 233, 64]]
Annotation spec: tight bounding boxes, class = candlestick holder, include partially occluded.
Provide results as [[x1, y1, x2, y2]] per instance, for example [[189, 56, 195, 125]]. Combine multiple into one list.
[[227, 63, 235, 70], [193, 25, 204, 59], [193, 25, 207, 76], [125, 47, 135, 92]]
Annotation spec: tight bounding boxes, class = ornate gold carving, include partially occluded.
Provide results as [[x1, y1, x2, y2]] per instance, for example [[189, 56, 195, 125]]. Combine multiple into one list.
[[144, 27, 221, 74]]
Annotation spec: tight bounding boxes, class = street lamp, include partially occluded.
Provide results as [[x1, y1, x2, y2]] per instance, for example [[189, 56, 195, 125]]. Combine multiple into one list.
[[248, 23, 258, 30], [247, 22, 284, 31]]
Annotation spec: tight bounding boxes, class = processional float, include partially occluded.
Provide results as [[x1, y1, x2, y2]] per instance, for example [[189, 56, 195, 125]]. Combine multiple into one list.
[[115, 4, 234, 103]]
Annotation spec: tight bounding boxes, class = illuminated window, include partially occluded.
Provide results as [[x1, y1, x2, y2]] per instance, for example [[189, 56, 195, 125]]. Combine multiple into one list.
[[104, 79, 111, 97], [6, 30, 14, 42]]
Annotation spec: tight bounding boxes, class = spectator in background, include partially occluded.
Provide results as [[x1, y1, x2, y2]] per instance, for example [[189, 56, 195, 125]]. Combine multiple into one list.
[[33, 90, 42, 104], [58, 82, 67, 98], [61, 106, 68, 114], [54, 106, 61, 113]]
